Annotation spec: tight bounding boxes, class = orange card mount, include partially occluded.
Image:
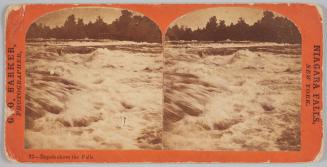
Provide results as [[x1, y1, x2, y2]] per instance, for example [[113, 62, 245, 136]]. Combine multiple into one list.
[[5, 4, 323, 163]]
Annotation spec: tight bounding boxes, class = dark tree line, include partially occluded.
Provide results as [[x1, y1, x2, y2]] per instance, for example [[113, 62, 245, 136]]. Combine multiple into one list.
[[26, 10, 162, 43], [166, 11, 301, 44]]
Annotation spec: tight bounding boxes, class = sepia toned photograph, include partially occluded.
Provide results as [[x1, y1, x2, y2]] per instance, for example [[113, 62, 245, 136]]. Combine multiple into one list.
[[163, 7, 302, 151], [24, 6, 302, 151], [24, 7, 163, 149]]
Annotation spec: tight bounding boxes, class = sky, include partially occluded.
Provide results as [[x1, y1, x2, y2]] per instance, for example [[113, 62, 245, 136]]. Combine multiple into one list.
[[171, 7, 282, 30], [35, 7, 130, 28]]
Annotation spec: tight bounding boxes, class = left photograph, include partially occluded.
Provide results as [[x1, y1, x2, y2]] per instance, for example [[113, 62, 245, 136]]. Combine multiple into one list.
[[24, 7, 163, 150]]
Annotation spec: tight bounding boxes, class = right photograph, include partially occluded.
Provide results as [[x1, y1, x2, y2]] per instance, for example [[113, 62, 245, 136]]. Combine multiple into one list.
[[163, 7, 302, 151]]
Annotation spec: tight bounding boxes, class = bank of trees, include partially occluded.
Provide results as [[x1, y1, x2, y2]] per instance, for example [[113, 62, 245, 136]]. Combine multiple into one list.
[[27, 10, 300, 44], [166, 11, 301, 43], [26, 10, 162, 43]]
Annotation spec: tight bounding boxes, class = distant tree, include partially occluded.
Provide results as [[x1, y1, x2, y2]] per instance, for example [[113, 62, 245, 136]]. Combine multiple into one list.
[[250, 11, 276, 42], [133, 16, 161, 42], [217, 20, 227, 40], [229, 17, 250, 41], [26, 23, 52, 38], [76, 18, 86, 39], [62, 15, 78, 39], [192, 27, 205, 41], [249, 11, 301, 43], [273, 16, 301, 43], [92, 16, 108, 38], [205, 16, 218, 41], [26, 23, 42, 38], [110, 10, 133, 39], [166, 25, 194, 41]]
